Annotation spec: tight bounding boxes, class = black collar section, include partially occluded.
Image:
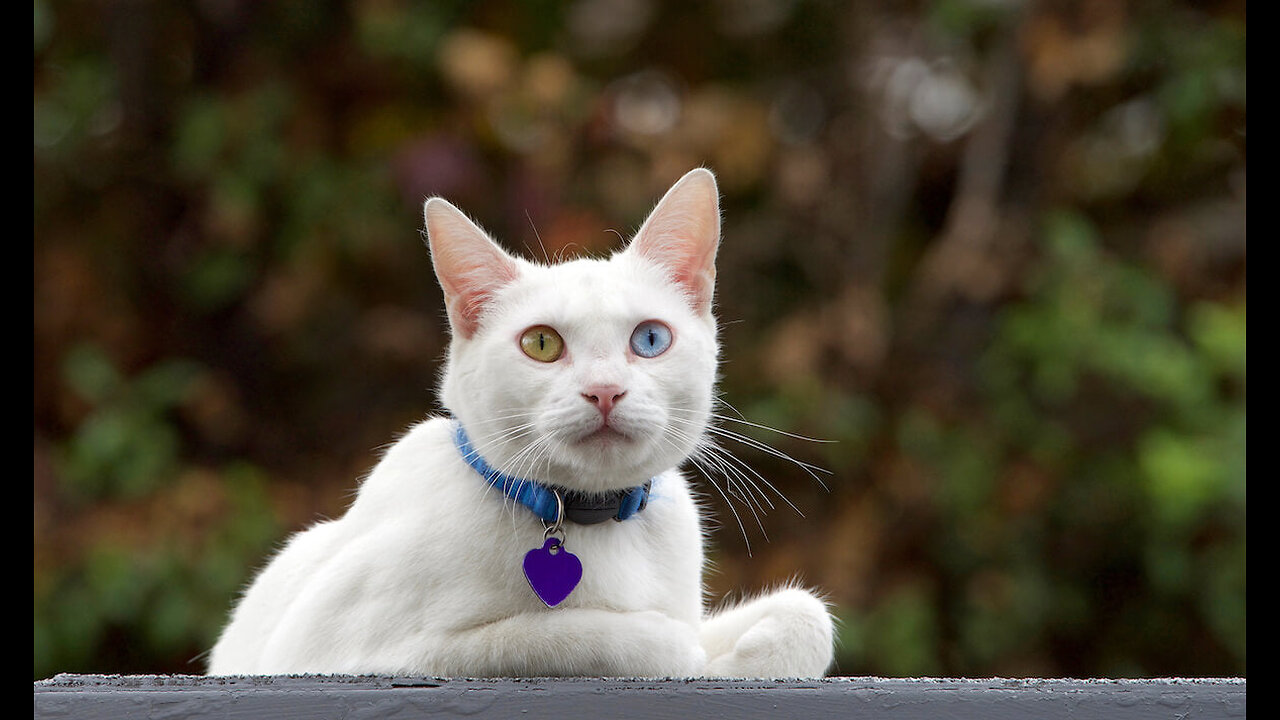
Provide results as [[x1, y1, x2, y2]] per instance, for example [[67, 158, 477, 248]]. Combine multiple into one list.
[[560, 482, 653, 525]]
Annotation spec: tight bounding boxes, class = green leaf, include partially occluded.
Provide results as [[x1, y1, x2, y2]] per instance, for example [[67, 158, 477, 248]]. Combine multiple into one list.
[[62, 344, 122, 404]]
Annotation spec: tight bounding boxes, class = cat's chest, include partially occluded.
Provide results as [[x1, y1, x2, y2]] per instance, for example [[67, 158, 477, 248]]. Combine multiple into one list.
[[454, 502, 691, 612], [345, 418, 701, 613]]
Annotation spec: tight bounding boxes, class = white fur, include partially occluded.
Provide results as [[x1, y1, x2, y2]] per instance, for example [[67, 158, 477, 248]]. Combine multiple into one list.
[[207, 169, 835, 678]]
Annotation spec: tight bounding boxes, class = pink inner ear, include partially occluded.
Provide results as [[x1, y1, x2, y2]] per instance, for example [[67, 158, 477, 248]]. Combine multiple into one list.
[[425, 199, 520, 339], [445, 279, 511, 339], [629, 170, 721, 314]]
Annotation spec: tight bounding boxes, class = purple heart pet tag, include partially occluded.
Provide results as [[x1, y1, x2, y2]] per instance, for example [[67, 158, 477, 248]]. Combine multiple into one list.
[[523, 537, 582, 607]]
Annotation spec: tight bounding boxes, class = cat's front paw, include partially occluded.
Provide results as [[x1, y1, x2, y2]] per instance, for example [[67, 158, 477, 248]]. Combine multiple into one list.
[[700, 587, 834, 678], [628, 610, 707, 678]]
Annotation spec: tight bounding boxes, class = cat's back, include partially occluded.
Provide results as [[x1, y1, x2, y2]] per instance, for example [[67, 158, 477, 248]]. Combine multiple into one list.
[[343, 416, 478, 524], [208, 417, 465, 673]]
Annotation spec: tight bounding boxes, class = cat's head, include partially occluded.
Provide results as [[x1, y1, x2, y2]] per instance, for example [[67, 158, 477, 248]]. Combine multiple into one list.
[[424, 169, 721, 493]]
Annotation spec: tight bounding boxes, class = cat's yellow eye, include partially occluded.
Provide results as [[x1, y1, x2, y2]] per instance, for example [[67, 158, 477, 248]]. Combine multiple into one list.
[[520, 325, 564, 362]]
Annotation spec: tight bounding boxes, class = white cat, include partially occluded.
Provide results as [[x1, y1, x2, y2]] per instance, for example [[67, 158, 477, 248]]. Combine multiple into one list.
[[207, 168, 835, 678]]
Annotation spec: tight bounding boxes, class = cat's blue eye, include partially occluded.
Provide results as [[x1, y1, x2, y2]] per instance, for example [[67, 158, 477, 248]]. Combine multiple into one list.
[[630, 321, 672, 358]]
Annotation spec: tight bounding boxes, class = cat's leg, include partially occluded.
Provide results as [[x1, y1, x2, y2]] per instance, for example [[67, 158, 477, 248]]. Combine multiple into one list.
[[699, 586, 834, 678], [426, 608, 707, 678]]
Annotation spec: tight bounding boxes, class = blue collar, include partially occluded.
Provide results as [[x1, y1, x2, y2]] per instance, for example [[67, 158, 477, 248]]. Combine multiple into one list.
[[452, 421, 653, 525]]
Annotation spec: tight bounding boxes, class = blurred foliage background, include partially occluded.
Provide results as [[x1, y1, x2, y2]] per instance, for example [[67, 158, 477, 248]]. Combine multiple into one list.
[[34, 0, 1244, 679]]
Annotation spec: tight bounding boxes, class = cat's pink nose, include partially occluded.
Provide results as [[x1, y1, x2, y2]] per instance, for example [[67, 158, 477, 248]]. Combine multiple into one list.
[[582, 385, 626, 418]]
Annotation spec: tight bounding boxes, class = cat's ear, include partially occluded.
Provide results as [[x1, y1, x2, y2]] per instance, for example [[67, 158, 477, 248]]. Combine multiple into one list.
[[424, 198, 521, 339], [626, 168, 721, 316]]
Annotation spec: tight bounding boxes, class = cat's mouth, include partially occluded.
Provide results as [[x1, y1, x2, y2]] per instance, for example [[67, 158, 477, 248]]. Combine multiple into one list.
[[578, 424, 631, 444]]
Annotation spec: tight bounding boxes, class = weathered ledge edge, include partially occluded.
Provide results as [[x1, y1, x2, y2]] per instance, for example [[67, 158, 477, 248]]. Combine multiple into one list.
[[35, 674, 1247, 720]]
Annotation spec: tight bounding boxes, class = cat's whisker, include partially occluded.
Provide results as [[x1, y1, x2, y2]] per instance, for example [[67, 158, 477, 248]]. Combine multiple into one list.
[[464, 411, 541, 429], [705, 403, 834, 492], [681, 447, 755, 557], [669, 423, 772, 515], [525, 208, 552, 266], [477, 423, 540, 453], [509, 435, 556, 489], [662, 416, 772, 546], [700, 428, 816, 510], [668, 402, 834, 476], [497, 432, 544, 473], [691, 445, 772, 541], [664, 406, 824, 532], [694, 440, 782, 528], [463, 420, 550, 525], [700, 422, 831, 490], [698, 442, 780, 516], [707, 410, 835, 445], [668, 403, 816, 442]]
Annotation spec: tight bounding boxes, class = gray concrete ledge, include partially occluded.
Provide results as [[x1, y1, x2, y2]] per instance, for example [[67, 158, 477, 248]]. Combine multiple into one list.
[[34, 674, 1246, 719]]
